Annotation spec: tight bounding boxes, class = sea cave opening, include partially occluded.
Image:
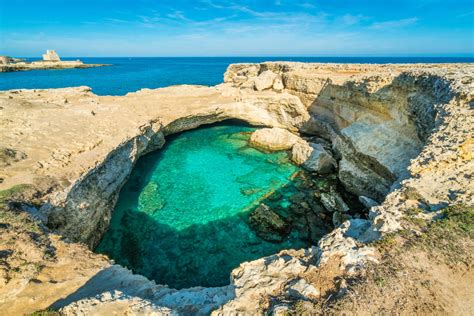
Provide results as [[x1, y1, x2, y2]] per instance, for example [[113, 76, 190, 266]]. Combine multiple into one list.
[[95, 120, 365, 289]]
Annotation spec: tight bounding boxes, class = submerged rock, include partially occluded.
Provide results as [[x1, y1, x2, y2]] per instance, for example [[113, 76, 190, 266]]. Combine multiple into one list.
[[248, 204, 291, 242], [249, 127, 300, 151], [306, 212, 329, 243], [291, 141, 336, 174]]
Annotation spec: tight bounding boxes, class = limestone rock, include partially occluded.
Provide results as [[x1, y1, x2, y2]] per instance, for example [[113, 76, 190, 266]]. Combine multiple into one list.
[[59, 290, 174, 315], [271, 304, 290, 316], [0, 56, 9, 65], [2, 62, 473, 314], [273, 77, 284, 91], [217, 85, 310, 130], [359, 195, 379, 209], [223, 64, 260, 84], [240, 78, 255, 89], [320, 188, 350, 214], [249, 127, 300, 151], [219, 249, 310, 313], [338, 158, 392, 202], [291, 141, 312, 165], [291, 141, 336, 174], [285, 278, 320, 300], [248, 204, 291, 242], [1, 52, 107, 72], [317, 219, 378, 273], [254, 70, 279, 91]]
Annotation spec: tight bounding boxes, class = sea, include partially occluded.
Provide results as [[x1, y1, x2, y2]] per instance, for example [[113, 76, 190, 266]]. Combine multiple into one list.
[[1, 57, 473, 96]]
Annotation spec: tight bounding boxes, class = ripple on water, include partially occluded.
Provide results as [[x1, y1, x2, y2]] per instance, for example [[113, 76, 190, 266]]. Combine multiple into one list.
[[96, 124, 307, 289]]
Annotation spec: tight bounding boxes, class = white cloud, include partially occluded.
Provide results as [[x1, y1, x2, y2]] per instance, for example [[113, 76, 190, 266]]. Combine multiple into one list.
[[338, 14, 367, 26], [299, 2, 317, 9], [370, 17, 419, 30], [457, 11, 474, 18]]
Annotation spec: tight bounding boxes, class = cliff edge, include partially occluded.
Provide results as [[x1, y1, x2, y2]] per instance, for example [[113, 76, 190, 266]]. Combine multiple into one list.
[[0, 62, 472, 314]]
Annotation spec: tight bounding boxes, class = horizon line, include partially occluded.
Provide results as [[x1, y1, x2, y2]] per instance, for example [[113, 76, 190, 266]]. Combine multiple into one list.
[[14, 55, 474, 59]]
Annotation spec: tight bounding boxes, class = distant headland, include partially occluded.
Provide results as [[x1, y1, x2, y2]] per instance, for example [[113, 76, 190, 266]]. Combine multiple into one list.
[[0, 50, 109, 72]]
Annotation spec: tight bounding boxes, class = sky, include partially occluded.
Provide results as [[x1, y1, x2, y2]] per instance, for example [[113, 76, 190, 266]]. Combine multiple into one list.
[[1, 0, 473, 57]]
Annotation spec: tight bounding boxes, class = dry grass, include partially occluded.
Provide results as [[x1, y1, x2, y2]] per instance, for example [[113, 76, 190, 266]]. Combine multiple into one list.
[[278, 204, 474, 314]]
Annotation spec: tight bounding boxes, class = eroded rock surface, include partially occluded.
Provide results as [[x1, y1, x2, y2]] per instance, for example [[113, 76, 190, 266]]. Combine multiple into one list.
[[291, 141, 336, 174], [249, 127, 300, 151], [0, 62, 473, 315]]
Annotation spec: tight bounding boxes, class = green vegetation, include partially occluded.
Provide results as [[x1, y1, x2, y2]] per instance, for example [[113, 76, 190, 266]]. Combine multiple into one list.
[[0, 184, 34, 204], [415, 204, 473, 265], [402, 186, 426, 203], [374, 276, 387, 287], [0, 183, 52, 285], [370, 232, 397, 252], [0, 184, 42, 233], [436, 204, 473, 234], [404, 208, 427, 228], [295, 204, 473, 314], [30, 308, 60, 316]]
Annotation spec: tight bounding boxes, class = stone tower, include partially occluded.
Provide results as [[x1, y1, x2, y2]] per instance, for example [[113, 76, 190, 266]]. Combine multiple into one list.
[[42, 50, 61, 61]]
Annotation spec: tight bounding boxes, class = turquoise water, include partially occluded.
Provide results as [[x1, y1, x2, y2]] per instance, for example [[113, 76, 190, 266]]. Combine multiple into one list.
[[97, 124, 307, 289], [2, 57, 473, 95]]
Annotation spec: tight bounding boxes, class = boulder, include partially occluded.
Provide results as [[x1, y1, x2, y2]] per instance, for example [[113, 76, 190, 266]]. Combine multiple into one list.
[[223, 64, 260, 84], [291, 141, 312, 165], [291, 141, 336, 174], [249, 127, 300, 151], [285, 278, 320, 300], [338, 158, 392, 201], [272, 77, 284, 91], [248, 204, 291, 242], [320, 188, 350, 214], [254, 70, 279, 91]]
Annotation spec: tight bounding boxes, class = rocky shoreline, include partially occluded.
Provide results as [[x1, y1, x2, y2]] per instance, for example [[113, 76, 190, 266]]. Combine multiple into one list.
[[0, 62, 472, 314], [0, 51, 109, 72], [0, 60, 109, 72]]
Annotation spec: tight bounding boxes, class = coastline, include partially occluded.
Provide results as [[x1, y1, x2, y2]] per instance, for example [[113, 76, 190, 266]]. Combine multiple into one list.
[[0, 61, 110, 73], [0, 62, 472, 314]]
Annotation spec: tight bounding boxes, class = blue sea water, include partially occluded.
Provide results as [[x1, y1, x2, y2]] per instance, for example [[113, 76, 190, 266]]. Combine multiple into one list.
[[5, 56, 471, 288], [97, 124, 307, 289], [1, 57, 473, 95]]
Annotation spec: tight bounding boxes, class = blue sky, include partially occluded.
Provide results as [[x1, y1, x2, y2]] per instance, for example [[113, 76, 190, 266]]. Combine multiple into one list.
[[1, 0, 473, 57]]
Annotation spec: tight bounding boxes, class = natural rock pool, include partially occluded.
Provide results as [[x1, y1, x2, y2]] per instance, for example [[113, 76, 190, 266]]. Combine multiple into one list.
[[97, 124, 317, 289]]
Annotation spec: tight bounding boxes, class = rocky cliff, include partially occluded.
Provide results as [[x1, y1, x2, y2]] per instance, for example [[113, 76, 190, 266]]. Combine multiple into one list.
[[0, 62, 472, 314]]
